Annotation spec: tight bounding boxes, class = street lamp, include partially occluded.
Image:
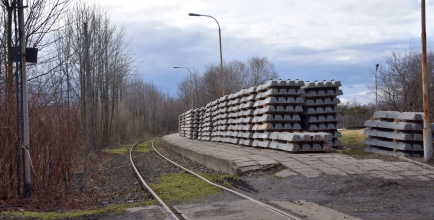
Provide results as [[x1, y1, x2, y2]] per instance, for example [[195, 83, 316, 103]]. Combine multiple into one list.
[[189, 13, 225, 96], [173, 67, 193, 109], [375, 63, 379, 110]]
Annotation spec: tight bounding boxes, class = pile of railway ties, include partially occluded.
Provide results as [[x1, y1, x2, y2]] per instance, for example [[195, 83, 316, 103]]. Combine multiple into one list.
[[178, 79, 343, 152]]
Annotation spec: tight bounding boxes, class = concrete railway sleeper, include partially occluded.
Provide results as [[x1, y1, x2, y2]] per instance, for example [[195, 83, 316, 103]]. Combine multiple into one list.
[[130, 138, 300, 220]]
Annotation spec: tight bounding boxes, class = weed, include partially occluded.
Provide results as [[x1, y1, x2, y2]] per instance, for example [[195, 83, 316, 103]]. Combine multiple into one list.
[[149, 171, 222, 206], [339, 129, 367, 151], [0, 201, 156, 220], [134, 139, 155, 153]]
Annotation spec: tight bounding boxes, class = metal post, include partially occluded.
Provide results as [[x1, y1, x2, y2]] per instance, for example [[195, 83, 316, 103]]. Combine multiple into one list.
[[218, 26, 224, 96], [12, 0, 21, 196], [173, 67, 193, 109], [18, 0, 31, 197], [421, 0, 433, 162], [189, 13, 225, 96], [375, 64, 379, 111]]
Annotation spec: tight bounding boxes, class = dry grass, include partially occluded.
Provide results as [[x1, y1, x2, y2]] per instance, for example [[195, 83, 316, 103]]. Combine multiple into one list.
[[339, 129, 367, 151]]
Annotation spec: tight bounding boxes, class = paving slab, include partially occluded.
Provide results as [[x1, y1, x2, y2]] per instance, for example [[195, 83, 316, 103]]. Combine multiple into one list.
[[413, 175, 431, 181], [270, 200, 362, 220], [109, 206, 171, 220], [317, 167, 347, 176], [397, 171, 420, 176], [292, 168, 321, 178], [174, 199, 290, 220], [275, 169, 298, 178], [280, 161, 311, 169]]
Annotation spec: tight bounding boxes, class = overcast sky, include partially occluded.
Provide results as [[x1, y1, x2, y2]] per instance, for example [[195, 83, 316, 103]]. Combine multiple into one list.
[[88, 0, 434, 104]]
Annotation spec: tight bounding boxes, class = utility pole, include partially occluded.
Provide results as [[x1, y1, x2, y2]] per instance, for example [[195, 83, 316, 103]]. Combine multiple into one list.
[[18, 0, 31, 197], [421, 0, 433, 162], [84, 22, 95, 153], [375, 64, 379, 111]]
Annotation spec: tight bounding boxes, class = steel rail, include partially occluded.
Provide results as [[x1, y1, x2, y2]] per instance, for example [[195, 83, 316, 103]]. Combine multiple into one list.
[[151, 140, 301, 220], [129, 139, 180, 220]]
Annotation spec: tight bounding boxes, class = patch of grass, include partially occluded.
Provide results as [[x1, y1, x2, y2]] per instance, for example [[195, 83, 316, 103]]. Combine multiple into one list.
[[199, 173, 236, 188], [0, 201, 156, 220], [343, 149, 370, 155], [134, 139, 155, 153], [339, 129, 367, 151], [104, 145, 130, 155], [149, 171, 221, 206]]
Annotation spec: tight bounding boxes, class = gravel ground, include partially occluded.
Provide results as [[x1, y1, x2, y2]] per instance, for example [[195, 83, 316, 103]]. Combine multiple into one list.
[[3, 138, 434, 220], [237, 169, 434, 220]]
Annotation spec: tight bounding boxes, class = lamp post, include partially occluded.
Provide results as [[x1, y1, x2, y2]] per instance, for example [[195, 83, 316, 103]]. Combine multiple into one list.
[[189, 13, 225, 96], [375, 64, 379, 111], [173, 67, 193, 109]]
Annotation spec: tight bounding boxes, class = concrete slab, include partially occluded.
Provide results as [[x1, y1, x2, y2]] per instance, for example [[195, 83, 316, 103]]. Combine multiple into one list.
[[239, 165, 261, 173], [162, 134, 431, 180], [416, 169, 434, 175], [369, 170, 403, 180], [336, 165, 365, 175], [280, 161, 311, 169], [397, 171, 420, 176], [174, 199, 290, 220], [292, 168, 321, 178], [275, 169, 298, 178], [413, 175, 431, 181], [270, 200, 362, 220], [109, 206, 171, 220], [381, 165, 409, 172], [317, 167, 347, 176], [234, 161, 257, 167], [255, 159, 279, 166]]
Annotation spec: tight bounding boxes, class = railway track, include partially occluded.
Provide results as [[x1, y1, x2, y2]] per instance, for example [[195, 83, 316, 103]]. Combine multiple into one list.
[[129, 138, 300, 220]]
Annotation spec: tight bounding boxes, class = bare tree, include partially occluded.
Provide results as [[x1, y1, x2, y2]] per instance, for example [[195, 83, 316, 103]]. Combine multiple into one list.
[[371, 47, 434, 112], [245, 56, 278, 87]]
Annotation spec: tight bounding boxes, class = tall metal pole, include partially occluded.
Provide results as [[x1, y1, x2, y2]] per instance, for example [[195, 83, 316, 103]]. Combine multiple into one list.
[[189, 13, 225, 96], [375, 64, 379, 111], [13, 0, 21, 196], [18, 0, 31, 197], [173, 67, 193, 109], [421, 0, 433, 162]]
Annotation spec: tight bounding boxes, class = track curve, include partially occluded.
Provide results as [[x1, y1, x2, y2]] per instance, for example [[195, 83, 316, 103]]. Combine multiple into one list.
[[129, 139, 179, 220]]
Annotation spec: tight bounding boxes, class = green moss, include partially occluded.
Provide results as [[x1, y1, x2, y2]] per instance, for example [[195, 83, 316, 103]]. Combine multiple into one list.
[[105, 146, 130, 155], [0, 201, 156, 220], [134, 139, 155, 153], [149, 171, 221, 206]]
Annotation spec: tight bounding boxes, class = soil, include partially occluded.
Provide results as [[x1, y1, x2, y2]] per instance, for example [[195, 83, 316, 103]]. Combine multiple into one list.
[[2, 137, 434, 220], [238, 169, 434, 220]]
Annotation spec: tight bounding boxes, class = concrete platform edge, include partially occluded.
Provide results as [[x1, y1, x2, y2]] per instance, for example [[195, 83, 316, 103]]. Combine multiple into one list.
[[162, 137, 238, 175]]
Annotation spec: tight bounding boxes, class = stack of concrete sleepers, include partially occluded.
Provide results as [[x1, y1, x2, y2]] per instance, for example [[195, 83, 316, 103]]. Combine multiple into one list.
[[237, 86, 257, 146], [178, 113, 185, 137], [210, 99, 220, 142], [199, 104, 213, 141], [301, 80, 343, 148], [268, 132, 332, 151], [251, 79, 305, 149], [182, 109, 195, 139], [177, 79, 344, 152], [211, 96, 230, 142], [364, 111, 426, 157], [197, 107, 206, 140], [226, 92, 242, 144]]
